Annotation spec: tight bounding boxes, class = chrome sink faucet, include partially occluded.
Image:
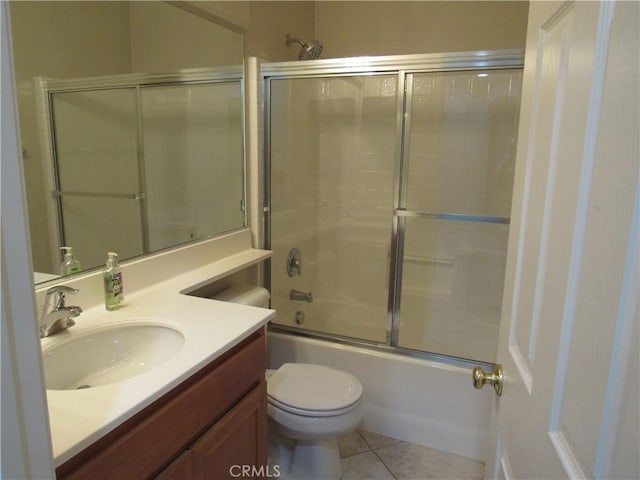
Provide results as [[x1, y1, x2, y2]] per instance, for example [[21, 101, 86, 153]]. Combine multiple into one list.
[[39, 285, 82, 338]]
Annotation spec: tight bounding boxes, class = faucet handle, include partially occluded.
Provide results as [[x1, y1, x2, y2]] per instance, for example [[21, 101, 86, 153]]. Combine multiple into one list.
[[287, 248, 302, 277], [45, 285, 79, 309], [46, 285, 79, 296]]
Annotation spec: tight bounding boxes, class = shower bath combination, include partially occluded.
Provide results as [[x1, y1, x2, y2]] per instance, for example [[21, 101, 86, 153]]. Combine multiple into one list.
[[284, 33, 323, 60], [265, 52, 524, 364]]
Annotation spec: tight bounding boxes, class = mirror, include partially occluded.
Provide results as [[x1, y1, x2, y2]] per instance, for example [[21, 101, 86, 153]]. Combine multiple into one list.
[[9, 1, 245, 283]]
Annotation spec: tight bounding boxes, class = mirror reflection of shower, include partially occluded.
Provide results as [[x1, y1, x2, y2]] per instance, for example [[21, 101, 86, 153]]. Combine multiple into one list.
[[40, 69, 244, 274], [284, 34, 323, 60]]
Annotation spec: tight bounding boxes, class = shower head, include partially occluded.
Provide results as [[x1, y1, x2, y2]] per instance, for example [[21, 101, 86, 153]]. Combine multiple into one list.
[[285, 34, 323, 60]]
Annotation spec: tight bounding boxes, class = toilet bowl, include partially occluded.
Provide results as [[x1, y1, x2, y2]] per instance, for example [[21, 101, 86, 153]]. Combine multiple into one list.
[[267, 363, 363, 480], [211, 286, 364, 480]]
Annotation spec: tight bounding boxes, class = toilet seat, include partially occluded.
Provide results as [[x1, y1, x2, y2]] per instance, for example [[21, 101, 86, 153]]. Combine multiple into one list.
[[268, 395, 360, 417], [267, 363, 363, 417]]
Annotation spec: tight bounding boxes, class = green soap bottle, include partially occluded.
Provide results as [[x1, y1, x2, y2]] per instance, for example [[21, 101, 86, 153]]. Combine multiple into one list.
[[60, 246, 81, 275], [103, 252, 124, 310]]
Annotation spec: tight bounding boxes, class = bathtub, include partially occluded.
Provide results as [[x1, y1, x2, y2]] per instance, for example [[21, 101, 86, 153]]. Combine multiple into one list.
[[273, 296, 386, 342], [267, 330, 494, 462]]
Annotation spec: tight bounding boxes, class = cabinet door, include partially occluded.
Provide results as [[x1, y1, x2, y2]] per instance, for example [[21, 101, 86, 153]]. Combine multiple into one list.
[[155, 451, 193, 480], [192, 382, 267, 480]]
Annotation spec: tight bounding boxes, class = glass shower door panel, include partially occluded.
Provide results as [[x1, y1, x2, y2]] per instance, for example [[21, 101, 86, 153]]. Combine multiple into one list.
[[51, 88, 143, 269], [141, 82, 244, 251], [269, 75, 397, 343], [398, 218, 510, 362], [396, 69, 522, 362], [406, 69, 522, 218], [51, 89, 140, 195]]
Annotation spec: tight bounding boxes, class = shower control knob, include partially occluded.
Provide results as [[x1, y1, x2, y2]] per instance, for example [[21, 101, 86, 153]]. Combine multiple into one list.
[[472, 364, 503, 396], [287, 248, 302, 277]]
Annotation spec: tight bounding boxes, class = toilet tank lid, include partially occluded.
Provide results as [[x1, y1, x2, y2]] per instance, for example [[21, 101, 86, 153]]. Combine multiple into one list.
[[267, 363, 363, 412]]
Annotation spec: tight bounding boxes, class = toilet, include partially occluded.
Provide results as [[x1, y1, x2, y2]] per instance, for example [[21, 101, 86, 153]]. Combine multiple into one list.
[[267, 363, 363, 479], [212, 286, 364, 480]]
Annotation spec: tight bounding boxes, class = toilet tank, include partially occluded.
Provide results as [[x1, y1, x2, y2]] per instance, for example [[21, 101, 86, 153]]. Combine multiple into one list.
[[211, 285, 270, 308]]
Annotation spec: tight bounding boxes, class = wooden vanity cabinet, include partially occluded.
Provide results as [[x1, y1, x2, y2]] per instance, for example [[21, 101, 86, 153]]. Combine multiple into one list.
[[56, 329, 267, 480], [190, 381, 266, 479], [155, 451, 193, 480]]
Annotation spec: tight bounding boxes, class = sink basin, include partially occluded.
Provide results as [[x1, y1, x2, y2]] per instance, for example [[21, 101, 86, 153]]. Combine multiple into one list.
[[42, 322, 185, 390]]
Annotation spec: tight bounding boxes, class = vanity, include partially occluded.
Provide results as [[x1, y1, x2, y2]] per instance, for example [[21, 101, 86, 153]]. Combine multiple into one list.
[[36, 230, 274, 479], [56, 330, 266, 480]]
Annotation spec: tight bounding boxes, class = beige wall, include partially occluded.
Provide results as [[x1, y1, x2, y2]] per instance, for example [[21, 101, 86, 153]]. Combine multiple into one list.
[[129, 1, 243, 73], [315, 1, 528, 58], [179, 1, 251, 30], [9, 2, 133, 79], [246, 2, 315, 61], [241, 1, 527, 62]]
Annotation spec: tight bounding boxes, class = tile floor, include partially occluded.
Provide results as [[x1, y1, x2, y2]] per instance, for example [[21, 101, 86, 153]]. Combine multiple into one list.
[[268, 427, 484, 480], [337, 429, 484, 480]]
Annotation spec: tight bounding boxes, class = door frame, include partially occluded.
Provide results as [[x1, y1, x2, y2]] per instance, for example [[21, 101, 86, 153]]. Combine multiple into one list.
[[1, 2, 56, 477]]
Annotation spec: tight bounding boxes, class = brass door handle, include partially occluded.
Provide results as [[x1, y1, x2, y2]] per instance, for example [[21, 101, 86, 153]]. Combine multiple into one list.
[[472, 364, 503, 396]]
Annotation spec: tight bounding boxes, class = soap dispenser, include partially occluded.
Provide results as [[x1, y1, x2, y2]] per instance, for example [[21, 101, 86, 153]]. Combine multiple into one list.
[[103, 252, 124, 310], [60, 246, 81, 275]]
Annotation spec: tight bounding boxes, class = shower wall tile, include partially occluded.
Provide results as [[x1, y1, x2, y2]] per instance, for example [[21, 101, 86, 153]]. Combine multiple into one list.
[[362, 76, 383, 97], [408, 132, 445, 157], [354, 169, 393, 189], [398, 217, 510, 362], [450, 249, 506, 322], [359, 132, 397, 156], [355, 152, 394, 173], [401, 262, 454, 297], [406, 70, 520, 221], [399, 294, 500, 361], [362, 96, 397, 122], [52, 89, 139, 194]]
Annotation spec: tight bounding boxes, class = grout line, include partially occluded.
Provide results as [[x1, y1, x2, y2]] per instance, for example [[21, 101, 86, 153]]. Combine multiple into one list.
[[371, 447, 398, 480], [339, 430, 372, 459], [356, 429, 372, 449], [340, 450, 371, 459], [359, 429, 399, 480], [359, 428, 402, 451]]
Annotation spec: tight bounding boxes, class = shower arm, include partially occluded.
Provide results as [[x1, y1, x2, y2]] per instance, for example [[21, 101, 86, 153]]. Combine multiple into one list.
[[285, 34, 305, 48]]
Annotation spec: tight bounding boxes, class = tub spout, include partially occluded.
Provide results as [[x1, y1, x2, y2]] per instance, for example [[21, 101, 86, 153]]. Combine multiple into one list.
[[290, 289, 313, 303]]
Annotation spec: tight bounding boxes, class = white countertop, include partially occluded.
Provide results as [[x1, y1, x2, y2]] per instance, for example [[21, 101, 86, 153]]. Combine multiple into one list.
[[42, 244, 275, 467]]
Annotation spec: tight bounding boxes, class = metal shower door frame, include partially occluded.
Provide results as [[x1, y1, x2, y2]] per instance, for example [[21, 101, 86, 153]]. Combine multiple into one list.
[[262, 50, 524, 366]]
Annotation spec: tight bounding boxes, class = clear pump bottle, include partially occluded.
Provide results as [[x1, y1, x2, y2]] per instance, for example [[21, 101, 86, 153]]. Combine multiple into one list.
[[103, 252, 124, 310], [60, 246, 81, 275]]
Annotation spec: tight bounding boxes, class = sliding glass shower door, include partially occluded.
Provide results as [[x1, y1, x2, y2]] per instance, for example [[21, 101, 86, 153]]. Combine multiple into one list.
[[141, 82, 244, 252], [266, 53, 523, 364], [51, 88, 145, 269], [396, 70, 521, 361], [269, 75, 398, 342]]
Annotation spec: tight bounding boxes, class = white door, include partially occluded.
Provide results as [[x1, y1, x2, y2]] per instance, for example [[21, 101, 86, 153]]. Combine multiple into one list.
[[487, 1, 639, 478]]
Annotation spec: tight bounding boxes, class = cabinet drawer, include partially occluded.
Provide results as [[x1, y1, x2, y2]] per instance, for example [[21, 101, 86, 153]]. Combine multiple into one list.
[[57, 329, 265, 480]]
